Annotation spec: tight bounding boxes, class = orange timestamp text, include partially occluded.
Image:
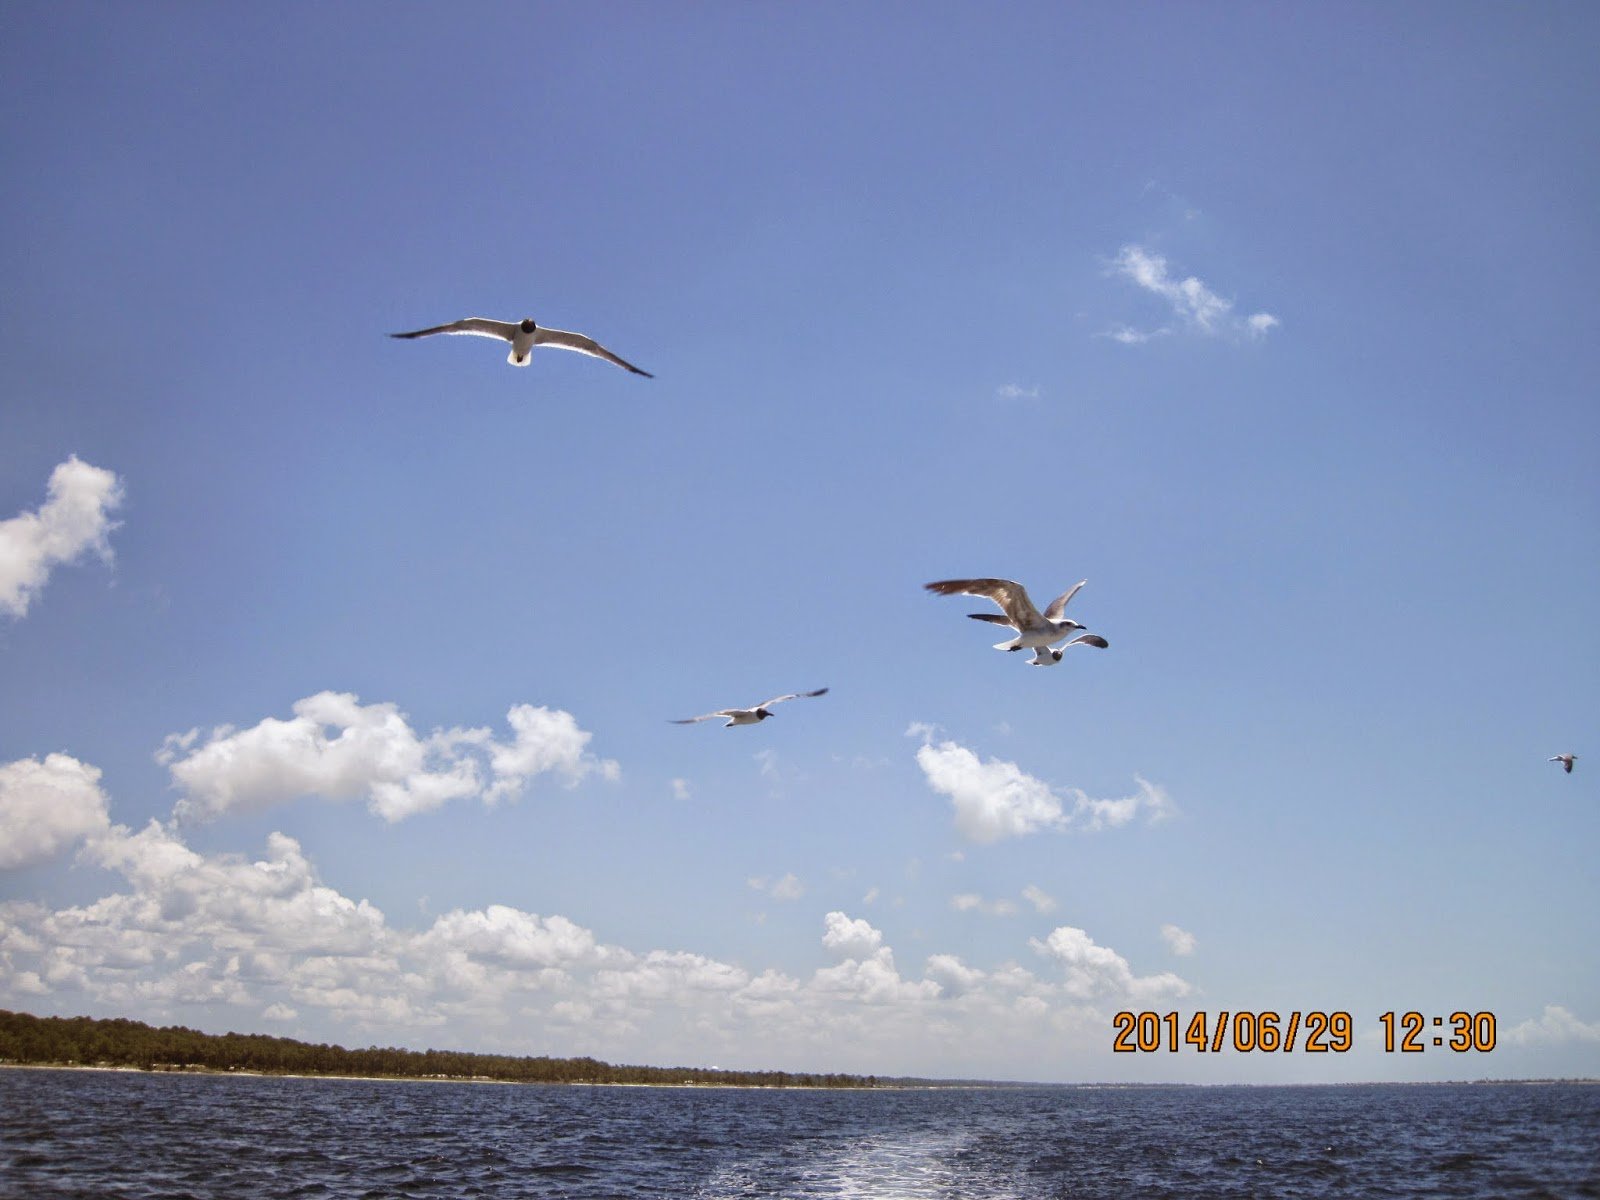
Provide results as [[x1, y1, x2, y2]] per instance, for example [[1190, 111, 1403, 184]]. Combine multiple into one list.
[[1113, 1010, 1497, 1053]]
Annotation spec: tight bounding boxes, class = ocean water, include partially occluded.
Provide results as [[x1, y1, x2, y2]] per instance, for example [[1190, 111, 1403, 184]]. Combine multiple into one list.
[[1, 1069, 1596, 1199]]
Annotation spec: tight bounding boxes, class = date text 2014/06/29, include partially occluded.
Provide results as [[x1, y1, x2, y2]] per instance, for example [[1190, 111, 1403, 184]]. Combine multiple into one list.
[[1111, 1011, 1497, 1054]]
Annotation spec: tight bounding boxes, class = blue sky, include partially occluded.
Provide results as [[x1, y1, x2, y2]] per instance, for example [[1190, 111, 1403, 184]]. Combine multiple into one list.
[[2, 3, 1596, 1084]]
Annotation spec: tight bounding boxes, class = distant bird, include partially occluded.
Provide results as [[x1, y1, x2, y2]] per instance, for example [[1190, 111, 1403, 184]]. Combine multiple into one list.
[[1550, 754, 1577, 774], [389, 317, 652, 375], [672, 689, 829, 727], [924, 577, 1109, 654], [1028, 634, 1111, 666]]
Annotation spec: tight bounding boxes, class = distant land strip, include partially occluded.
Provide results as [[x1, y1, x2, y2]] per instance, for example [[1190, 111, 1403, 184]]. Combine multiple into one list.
[[0, 1009, 954, 1089]]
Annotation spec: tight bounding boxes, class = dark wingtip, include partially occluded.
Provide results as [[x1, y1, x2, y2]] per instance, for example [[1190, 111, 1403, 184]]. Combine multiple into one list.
[[633, 367, 655, 378]]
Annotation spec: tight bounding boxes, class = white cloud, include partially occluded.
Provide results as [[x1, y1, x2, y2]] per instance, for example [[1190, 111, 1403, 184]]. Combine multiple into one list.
[[162, 692, 617, 823], [915, 741, 1066, 843], [821, 911, 883, 959], [0, 808, 1196, 1077], [1160, 923, 1197, 957], [747, 873, 805, 902], [1031, 925, 1191, 1001], [1107, 245, 1278, 343], [915, 739, 1173, 843], [0, 753, 112, 869], [421, 906, 601, 970], [1022, 885, 1057, 914], [1078, 777, 1176, 831], [995, 384, 1041, 401], [1096, 324, 1165, 346], [950, 893, 1018, 917], [0, 455, 124, 618], [484, 704, 621, 803], [670, 778, 691, 800], [1506, 1005, 1600, 1046], [924, 953, 985, 997]]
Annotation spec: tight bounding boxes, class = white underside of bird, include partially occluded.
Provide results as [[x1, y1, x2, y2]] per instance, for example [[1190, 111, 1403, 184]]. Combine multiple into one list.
[[672, 688, 829, 728], [389, 316, 652, 376], [925, 577, 1109, 654], [1028, 634, 1112, 666]]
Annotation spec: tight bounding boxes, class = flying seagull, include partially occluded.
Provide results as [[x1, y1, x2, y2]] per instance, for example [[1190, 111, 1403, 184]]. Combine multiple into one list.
[[672, 688, 829, 727], [1028, 634, 1111, 666], [389, 317, 653, 376], [1550, 754, 1577, 774], [924, 577, 1109, 654]]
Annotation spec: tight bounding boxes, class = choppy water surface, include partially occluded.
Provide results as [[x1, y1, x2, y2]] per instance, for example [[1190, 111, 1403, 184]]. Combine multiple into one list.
[[2, 1069, 1596, 1198]]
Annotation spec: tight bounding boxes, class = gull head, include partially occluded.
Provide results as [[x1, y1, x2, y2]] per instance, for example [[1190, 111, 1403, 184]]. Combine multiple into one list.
[[755, 709, 774, 720], [519, 318, 536, 333]]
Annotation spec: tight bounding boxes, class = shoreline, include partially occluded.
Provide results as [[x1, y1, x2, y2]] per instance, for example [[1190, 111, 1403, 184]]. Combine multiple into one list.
[[4, 1062, 1595, 1090], [0, 1061, 948, 1090]]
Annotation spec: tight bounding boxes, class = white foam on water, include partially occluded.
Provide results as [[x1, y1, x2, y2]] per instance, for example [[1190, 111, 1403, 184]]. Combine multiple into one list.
[[697, 1127, 1024, 1199]]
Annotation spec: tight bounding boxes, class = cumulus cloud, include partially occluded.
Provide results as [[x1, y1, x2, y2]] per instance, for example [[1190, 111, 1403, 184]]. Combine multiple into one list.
[[1160, 924, 1197, 957], [821, 911, 884, 959], [914, 739, 1173, 843], [0, 456, 124, 619], [161, 692, 617, 823], [1505, 1005, 1600, 1046], [1106, 245, 1278, 344], [0, 754, 112, 869], [1031, 925, 1190, 1001], [915, 741, 1065, 843], [0, 805, 1195, 1075]]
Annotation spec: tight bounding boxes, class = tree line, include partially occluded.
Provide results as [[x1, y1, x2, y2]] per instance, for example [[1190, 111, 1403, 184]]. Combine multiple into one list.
[[0, 1009, 886, 1088]]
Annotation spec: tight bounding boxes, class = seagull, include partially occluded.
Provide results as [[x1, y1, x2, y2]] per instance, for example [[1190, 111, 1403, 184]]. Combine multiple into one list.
[[1550, 754, 1577, 774], [672, 688, 829, 727], [389, 317, 652, 376], [924, 577, 1109, 654], [1028, 634, 1111, 666]]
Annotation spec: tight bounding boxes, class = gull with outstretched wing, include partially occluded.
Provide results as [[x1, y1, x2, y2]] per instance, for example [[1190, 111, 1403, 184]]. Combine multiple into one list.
[[672, 689, 830, 728], [924, 577, 1109, 655], [1027, 634, 1111, 667], [390, 316, 652, 375]]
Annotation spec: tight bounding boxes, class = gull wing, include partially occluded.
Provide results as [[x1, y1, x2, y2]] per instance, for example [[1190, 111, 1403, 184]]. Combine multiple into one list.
[[925, 578, 1045, 632], [389, 317, 521, 342], [671, 709, 743, 725], [756, 687, 829, 709], [1043, 580, 1087, 621], [1066, 634, 1109, 649], [533, 326, 654, 376]]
